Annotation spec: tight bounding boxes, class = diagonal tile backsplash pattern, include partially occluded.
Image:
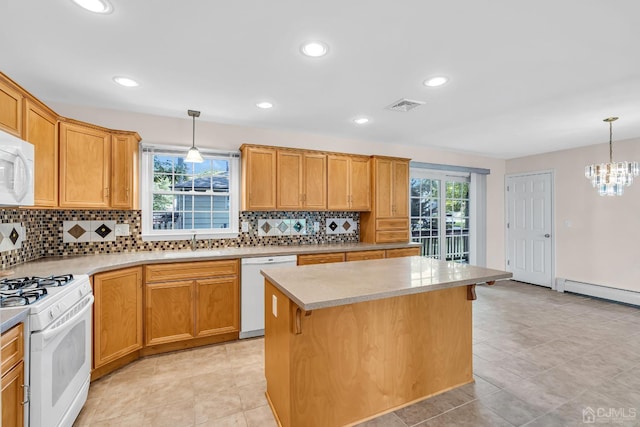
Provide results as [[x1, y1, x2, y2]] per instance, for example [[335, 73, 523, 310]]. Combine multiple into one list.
[[0, 209, 359, 269]]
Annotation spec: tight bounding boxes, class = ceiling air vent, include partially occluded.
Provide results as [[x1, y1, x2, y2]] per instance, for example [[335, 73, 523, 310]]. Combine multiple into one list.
[[386, 98, 425, 112]]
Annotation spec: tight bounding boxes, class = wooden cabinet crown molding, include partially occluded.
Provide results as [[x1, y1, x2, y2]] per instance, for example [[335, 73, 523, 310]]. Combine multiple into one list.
[[58, 116, 141, 142]]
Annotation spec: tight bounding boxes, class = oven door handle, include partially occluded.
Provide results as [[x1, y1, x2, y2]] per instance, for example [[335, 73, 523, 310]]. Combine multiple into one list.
[[37, 295, 94, 346]]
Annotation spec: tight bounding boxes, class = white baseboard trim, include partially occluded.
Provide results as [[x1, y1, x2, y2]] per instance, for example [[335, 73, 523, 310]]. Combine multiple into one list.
[[556, 278, 640, 307]]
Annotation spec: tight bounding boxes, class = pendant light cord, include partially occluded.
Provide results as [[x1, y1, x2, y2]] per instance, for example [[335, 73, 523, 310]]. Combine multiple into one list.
[[192, 114, 196, 149]]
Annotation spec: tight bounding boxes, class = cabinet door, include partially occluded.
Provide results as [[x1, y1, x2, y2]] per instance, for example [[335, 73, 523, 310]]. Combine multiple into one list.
[[93, 267, 143, 368], [111, 134, 138, 209], [243, 146, 277, 210], [375, 158, 393, 217], [327, 155, 350, 210], [0, 77, 22, 137], [195, 276, 239, 338], [24, 99, 58, 207], [1, 361, 24, 427], [349, 156, 371, 211], [59, 122, 111, 208], [145, 281, 194, 346], [303, 153, 327, 210], [392, 160, 409, 217], [277, 150, 303, 210]]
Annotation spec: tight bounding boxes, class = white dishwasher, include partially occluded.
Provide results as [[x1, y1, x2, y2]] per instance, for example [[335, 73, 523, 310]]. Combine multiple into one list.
[[240, 255, 297, 338]]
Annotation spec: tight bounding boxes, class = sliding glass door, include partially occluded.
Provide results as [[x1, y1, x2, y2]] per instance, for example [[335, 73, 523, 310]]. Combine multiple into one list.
[[410, 172, 470, 263]]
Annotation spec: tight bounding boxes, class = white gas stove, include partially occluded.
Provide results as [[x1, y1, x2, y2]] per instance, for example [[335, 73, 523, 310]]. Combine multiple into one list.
[[1, 274, 93, 427]]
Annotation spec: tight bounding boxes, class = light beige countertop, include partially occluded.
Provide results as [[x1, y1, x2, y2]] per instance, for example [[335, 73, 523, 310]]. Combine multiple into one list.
[[2, 242, 419, 279], [261, 256, 512, 311], [1, 306, 29, 333]]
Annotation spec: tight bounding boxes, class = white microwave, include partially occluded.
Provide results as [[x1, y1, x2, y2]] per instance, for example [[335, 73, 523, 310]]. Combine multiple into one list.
[[0, 129, 34, 206]]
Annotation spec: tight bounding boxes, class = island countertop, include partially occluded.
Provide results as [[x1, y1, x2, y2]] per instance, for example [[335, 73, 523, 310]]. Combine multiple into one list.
[[261, 256, 512, 311]]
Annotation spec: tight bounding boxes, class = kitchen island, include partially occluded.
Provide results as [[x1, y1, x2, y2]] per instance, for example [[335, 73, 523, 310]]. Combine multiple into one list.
[[261, 256, 511, 427]]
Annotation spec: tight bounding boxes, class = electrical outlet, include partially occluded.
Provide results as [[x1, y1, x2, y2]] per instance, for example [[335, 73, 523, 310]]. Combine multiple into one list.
[[115, 224, 130, 236], [313, 222, 320, 233], [241, 221, 249, 232], [272, 294, 278, 317]]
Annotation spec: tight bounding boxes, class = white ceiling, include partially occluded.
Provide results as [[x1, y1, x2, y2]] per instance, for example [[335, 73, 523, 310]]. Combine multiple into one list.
[[2, 0, 640, 159]]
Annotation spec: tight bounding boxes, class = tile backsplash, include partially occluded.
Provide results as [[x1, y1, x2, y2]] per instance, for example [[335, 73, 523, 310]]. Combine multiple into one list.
[[0, 208, 359, 269]]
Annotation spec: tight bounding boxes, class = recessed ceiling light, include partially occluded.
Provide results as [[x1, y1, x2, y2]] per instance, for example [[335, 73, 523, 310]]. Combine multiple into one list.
[[423, 76, 449, 87], [113, 76, 139, 87], [71, 0, 113, 14], [301, 41, 329, 58], [354, 117, 370, 125], [256, 101, 273, 109]]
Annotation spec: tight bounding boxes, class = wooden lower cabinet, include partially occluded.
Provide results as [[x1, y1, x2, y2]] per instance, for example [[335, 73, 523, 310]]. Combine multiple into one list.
[[144, 260, 240, 348], [2, 323, 25, 427], [195, 277, 239, 337], [345, 250, 386, 262], [298, 247, 420, 265], [386, 247, 421, 258], [2, 361, 24, 427], [297, 252, 345, 266], [93, 267, 143, 368], [145, 280, 194, 346]]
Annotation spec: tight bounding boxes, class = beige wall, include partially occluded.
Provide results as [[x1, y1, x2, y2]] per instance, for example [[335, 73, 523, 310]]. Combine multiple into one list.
[[49, 103, 507, 270], [506, 138, 640, 293]]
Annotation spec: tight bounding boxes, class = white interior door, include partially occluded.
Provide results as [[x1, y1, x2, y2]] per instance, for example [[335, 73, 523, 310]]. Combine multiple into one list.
[[506, 172, 553, 287]]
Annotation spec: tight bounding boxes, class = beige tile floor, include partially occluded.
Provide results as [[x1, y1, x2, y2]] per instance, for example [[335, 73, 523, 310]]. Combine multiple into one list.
[[74, 280, 640, 426]]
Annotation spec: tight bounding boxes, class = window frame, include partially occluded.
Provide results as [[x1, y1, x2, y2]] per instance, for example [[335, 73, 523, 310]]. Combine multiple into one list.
[[140, 145, 240, 241]]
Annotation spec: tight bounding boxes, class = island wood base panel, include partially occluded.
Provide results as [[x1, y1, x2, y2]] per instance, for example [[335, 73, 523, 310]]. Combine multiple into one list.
[[264, 280, 473, 427]]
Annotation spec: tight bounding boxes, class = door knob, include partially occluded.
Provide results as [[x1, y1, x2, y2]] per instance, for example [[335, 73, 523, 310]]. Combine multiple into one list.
[[544, 234, 550, 238]]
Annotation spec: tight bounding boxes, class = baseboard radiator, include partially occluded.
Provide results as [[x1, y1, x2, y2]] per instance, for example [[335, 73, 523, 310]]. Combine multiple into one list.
[[556, 278, 640, 307]]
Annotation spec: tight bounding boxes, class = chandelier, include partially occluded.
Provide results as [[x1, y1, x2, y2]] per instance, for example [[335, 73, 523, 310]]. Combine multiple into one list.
[[584, 117, 639, 196]]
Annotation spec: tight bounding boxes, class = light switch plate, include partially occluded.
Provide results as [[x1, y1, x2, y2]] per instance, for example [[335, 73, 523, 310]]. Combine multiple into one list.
[[313, 222, 320, 233], [115, 224, 130, 236], [272, 294, 278, 317], [241, 221, 250, 232]]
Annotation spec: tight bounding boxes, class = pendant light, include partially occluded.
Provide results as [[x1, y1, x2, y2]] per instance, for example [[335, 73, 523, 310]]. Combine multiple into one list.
[[585, 117, 639, 196], [185, 109, 204, 163]]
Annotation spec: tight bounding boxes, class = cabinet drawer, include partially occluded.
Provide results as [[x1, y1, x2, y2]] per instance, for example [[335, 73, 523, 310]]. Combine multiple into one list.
[[345, 250, 386, 262], [376, 218, 409, 230], [385, 247, 421, 258], [375, 230, 409, 243], [297, 253, 345, 266], [145, 260, 239, 283], [1, 323, 23, 376]]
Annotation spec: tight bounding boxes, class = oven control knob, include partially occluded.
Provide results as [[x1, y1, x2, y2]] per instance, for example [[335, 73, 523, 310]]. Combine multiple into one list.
[[49, 304, 61, 319]]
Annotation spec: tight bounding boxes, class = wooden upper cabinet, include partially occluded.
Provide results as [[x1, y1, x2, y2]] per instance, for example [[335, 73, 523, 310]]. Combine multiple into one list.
[[349, 156, 371, 211], [59, 121, 111, 208], [0, 75, 23, 137], [327, 154, 370, 211], [23, 99, 58, 207], [111, 133, 140, 209], [93, 267, 143, 368], [277, 150, 303, 209], [374, 157, 409, 218], [327, 155, 350, 210], [303, 153, 327, 210], [277, 150, 327, 210], [361, 156, 411, 243], [241, 145, 277, 210]]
